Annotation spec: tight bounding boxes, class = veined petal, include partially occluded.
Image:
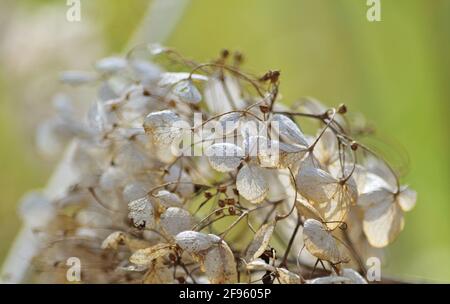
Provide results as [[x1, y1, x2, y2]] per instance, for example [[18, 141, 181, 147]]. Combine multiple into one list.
[[363, 198, 404, 248], [236, 164, 268, 204], [206, 143, 243, 172], [397, 186, 417, 212], [303, 219, 341, 263]]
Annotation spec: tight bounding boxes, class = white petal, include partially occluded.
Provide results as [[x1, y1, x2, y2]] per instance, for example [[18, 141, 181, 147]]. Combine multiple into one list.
[[175, 231, 221, 254], [206, 143, 243, 172], [143, 110, 185, 145], [128, 196, 155, 229], [95, 57, 127, 74], [172, 79, 202, 104], [129, 244, 173, 266], [271, 114, 309, 146], [277, 268, 302, 284], [303, 219, 341, 263], [158, 72, 208, 87], [363, 198, 404, 248], [122, 181, 149, 202], [397, 187, 417, 212], [245, 221, 276, 261], [204, 76, 245, 113], [236, 164, 268, 204], [160, 207, 194, 237], [217, 112, 242, 135], [60, 71, 97, 85], [307, 275, 351, 284], [341, 268, 368, 284], [204, 242, 237, 284], [153, 190, 183, 208], [296, 159, 338, 204]]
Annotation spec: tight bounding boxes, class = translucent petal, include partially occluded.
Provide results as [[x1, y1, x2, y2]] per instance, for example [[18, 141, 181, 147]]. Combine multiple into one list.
[[307, 276, 351, 284], [271, 114, 309, 147], [95, 57, 127, 74], [128, 196, 155, 229], [175, 231, 221, 254], [129, 244, 173, 266], [296, 160, 338, 204], [204, 75, 245, 113], [245, 221, 276, 262], [60, 71, 97, 85], [158, 72, 208, 87], [217, 112, 242, 135], [236, 164, 268, 204], [341, 268, 368, 284], [206, 143, 243, 172], [303, 219, 341, 263], [397, 187, 417, 212], [363, 198, 404, 248], [143, 110, 185, 146], [172, 79, 202, 104], [204, 242, 237, 284], [277, 268, 302, 284], [160, 207, 194, 237]]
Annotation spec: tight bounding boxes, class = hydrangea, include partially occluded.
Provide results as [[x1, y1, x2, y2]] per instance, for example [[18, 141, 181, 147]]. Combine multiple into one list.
[[3, 47, 416, 284]]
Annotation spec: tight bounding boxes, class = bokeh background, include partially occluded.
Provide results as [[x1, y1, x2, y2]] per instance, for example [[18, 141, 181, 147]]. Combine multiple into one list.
[[0, 0, 449, 282]]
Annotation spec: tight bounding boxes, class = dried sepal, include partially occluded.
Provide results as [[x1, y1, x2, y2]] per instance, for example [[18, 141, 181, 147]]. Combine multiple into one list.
[[160, 207, 194, 237], [270, 114, 309, 147], [341, 268, 367, 284], [129, 243, 174, 266], [236, 164, 268, 204], [303, 219, 341, 263], [244, 221, 276, 262], [172, 79, 202, 104], [175, 231, 221, 254], [101, 231, 149, 252], [143, 110, 185, 145], [128, 196, 155, 229], [203, 242, 237, 284], [206, 143, 243, 172]]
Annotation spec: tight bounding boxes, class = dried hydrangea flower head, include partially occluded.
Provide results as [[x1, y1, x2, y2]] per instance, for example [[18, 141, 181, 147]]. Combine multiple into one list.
[[4, 46, 416, 284]]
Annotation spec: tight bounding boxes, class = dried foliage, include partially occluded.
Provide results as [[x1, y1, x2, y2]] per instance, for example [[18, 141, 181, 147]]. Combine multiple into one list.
[[16, 46, 416, 284]]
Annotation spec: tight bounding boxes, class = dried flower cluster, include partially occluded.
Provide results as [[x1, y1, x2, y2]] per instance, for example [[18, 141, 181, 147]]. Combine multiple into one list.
[[15, 46, 416, 284]]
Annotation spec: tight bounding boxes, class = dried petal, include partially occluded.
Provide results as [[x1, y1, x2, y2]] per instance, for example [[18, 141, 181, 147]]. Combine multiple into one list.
[[143, 110, 185, 145], [303, 219, 341, 263], [160, 207, 194, 237], [206, 143, 243, 172], [271, 114, 309, 147], [363, 198, 404, 248], [153, 190, 183, 208], [95, 57, 127, 74], [277, 268, 302, 284], [245, 221, 276, 262], [173, 79, 202, 104], [158, 72, 208, 87], [128, 196, 155, 229], [129, 243, 173, 266], [204, 242, 237, 283], [175, 231, 221, 254], [397, 187, 417, 212], [236, 164, 268, 204]]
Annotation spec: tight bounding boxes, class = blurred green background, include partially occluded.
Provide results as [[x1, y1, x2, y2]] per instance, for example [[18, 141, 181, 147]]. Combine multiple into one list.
[[0, 0, 449, 282]]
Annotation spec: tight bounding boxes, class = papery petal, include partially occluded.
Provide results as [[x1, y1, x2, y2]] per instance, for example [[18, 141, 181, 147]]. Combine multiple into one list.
[[236, 164, 268, 204]]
